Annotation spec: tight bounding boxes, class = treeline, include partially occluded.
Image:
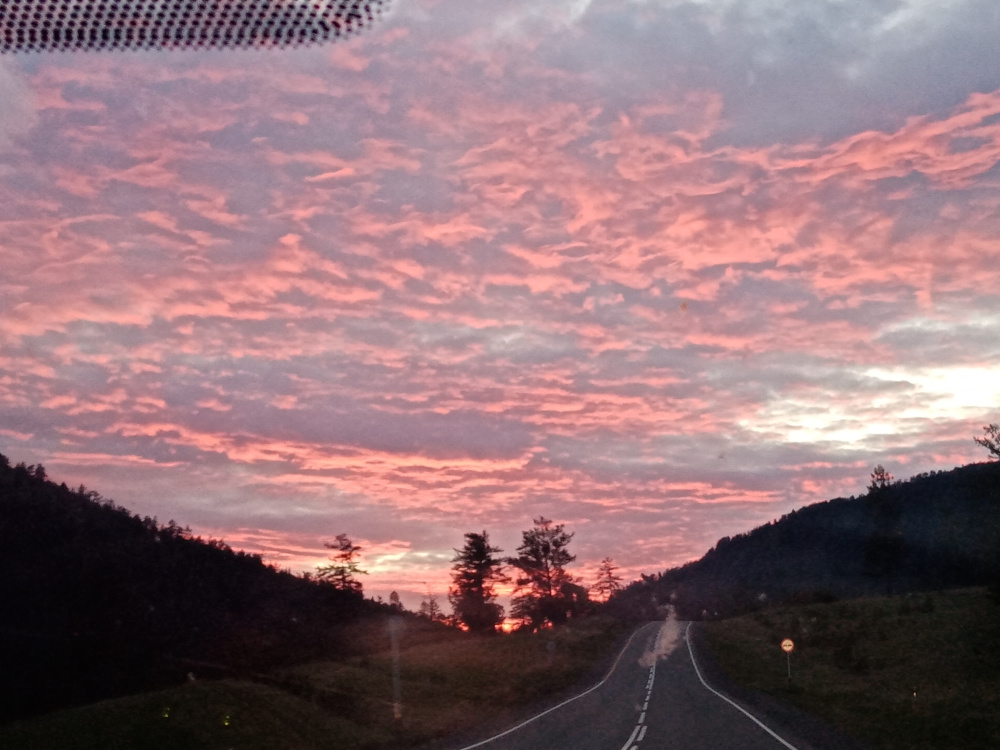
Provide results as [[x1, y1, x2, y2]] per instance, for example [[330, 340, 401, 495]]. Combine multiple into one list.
[[0, 453, 402, 723], [445, 518, 651, 633], [619, 460, 1000, 620], [447, 518, 588, 633]]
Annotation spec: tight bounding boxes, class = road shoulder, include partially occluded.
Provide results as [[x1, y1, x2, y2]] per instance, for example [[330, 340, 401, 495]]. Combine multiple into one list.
[[686, 622, 875, 750]]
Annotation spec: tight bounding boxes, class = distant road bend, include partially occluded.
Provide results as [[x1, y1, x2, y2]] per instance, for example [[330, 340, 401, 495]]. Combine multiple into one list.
[[450, 618, 802, 750]]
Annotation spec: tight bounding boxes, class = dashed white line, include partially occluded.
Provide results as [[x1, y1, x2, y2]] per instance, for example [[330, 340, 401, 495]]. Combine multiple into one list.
[[619, 725, 640, 750], [451, 624, 650, 750], [623, 660, 656, 750]]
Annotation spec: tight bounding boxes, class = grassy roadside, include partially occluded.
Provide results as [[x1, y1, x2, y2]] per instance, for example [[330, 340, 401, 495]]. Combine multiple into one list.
[[0, 679, 372, 750], [0, 614, 626, 750], [701, 588, 1000, 750], [282, 613, 627, 746]]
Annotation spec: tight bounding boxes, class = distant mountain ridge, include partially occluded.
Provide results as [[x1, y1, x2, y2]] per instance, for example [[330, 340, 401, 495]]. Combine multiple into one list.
[[624, 461, 1000, 619]]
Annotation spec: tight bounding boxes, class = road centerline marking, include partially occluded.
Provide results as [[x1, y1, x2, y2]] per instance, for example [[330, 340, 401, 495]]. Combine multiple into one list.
[[451, 623, 653, 750], [619, 725, 640, 750]]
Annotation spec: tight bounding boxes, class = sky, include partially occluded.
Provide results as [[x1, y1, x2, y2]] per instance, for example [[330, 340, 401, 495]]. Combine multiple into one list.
[[1, 0, 999, 611]]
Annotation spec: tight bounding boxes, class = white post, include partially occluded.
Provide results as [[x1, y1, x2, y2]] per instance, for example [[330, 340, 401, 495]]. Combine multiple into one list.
[[389, 616, 403, 722]]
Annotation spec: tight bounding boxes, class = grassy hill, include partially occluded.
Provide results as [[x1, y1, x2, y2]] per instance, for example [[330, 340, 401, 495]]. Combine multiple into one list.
[[701, 588, 1000, 750]]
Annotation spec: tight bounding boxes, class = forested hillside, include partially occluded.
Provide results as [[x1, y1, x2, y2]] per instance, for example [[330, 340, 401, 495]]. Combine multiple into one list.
[[626, 462, 1000, 619], [0, 453, 396, 723], [5, 450, 998, 725]]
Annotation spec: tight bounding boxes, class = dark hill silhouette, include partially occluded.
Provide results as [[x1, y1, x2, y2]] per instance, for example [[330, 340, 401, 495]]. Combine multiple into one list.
[[0, 452, 402, 723], [620, 462, 1000, 620]]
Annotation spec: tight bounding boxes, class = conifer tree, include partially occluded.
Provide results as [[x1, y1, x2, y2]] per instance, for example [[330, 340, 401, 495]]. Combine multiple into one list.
[[316, 534, 367, 593], [864, 466, 904, 594], [449, 531, 506, 633], [419, 590, 444, 621], [974, 423, 1000, 460], [592, 557, 623, 601], [509, 517, 582, 628]]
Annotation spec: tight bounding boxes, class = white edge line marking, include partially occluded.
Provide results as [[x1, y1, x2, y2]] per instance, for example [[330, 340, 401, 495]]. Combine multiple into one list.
[[619, 725, 640, 750], [453, 624, 651, 750], [637, 725, 647, 741], [685, 622, 800, 750]]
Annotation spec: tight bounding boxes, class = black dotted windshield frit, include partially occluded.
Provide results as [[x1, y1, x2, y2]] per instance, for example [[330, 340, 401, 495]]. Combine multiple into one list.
[[0, 0, 387, 53]]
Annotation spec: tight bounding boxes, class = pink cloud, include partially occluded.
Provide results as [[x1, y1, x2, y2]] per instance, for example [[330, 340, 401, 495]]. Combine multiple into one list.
[[2, 7, 999, 600]]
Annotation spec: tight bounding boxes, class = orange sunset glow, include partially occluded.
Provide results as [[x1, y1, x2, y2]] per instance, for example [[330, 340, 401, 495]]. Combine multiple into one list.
[[1, 0, 999, 610]]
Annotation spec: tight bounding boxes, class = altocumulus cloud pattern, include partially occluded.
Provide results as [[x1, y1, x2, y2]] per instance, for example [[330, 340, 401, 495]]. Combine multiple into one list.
[[0, 0, 386, 53]]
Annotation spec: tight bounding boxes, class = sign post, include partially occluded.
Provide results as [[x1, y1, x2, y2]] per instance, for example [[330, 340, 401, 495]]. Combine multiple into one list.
[[781, 638, 794, 685], [389, 616, 403, 722]]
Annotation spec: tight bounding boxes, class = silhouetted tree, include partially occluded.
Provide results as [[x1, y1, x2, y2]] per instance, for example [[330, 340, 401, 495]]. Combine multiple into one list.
[[509, 517, 580, 629], [975, 423, 1000, 460], [24, 463, 47, 481], [592, 557, 623, 601], [449, 531, 506, 633], [865, 465, 905, 594], [419, 590, 444, 622], [316, 534, 366, 593], [389, 591, 402, 610], [868, 464, 894, 492]]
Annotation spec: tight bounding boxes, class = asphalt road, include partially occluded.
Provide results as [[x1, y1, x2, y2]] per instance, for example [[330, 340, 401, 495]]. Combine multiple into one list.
[[450, 619, 804, 750]]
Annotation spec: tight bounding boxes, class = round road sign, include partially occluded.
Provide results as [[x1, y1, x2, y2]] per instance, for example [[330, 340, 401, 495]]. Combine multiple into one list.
[[781, 638, 794, 653]]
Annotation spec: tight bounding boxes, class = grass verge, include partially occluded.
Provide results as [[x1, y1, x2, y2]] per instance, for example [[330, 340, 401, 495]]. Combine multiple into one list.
[[0, 679, 375, 750], [279, 613, 626, 747], [701, 588, 1000, 750], [0, 614, 626, 750]]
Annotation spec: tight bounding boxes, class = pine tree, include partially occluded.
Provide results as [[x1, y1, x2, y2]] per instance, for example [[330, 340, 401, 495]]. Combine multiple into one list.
[[508, 517, 581, 629], [592, 557, 623, 601], [974, 423, 1000, 460], [316, 534, 367, 593], [868, 465, 894, 492], [864, 466, 904, 595], [419, 590, 444, 621], [449, 531, 506, 633]]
